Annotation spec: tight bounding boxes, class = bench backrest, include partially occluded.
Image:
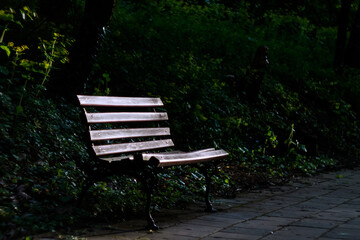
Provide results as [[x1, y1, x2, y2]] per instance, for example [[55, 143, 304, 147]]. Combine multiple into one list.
[[77, 95, 175, 157]]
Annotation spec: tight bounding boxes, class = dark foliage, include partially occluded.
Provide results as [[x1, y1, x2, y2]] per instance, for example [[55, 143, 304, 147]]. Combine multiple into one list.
[[1, 0, 360, 238]]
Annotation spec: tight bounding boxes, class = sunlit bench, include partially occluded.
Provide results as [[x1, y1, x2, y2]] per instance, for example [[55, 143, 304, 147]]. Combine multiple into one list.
[[77, 95, 228, 229]]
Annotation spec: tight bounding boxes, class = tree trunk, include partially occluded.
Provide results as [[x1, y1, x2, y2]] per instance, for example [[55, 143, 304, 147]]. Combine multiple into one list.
[[51, 0, 116, 101], [334, 0, 352, 72], [345, 2, 360, 68]]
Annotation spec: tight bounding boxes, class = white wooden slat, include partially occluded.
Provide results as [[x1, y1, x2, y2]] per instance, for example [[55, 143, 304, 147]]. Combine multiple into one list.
[[85, 112, 168, 123], [77, 95, 163, 107], [143, 149, 228, 167], [90, 127, 171, 141], [93, 139, 175, 156], [142, 148, 215, 160], [146, 149, 227, 161]]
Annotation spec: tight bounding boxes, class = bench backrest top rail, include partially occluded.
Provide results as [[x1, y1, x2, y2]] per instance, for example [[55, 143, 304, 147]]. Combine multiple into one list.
[[78, 95, 164, 107]]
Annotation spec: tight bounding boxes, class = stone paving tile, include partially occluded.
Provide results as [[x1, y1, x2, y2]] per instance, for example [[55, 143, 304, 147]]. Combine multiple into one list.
[[260, 226, 328, 240], [315, 195, 352, 205], [309, 210, 358, 222], [323, 227, 360, 239], [237, 192, 271, 200], [289, 218, 342, 229], [237, 201, 284, 212], [323, 189, 360, 199], [317, 238, 341, 240], [146, 232, 198, 240], [182, 218, 238, 228], [291, 188, 333, 198], [265, 206, 316, 219], [339, 221, 360, 230], [328, 205, 360, 215], [346, 183, 360, 188], [345, 217, 360, 225], [267, 185, 296, 191], [194, 214, 242, 226], [202, 232, 260, 240], [235, 219, 284, 231], [151, 223, 220, 239], [212, 198, 248, 208], [253, 200, 299, 212], [87, 232, 149, 240], [259, 197, 300, 207], [222, 206, 263, 213], [214, 209, 260, 220], [327, 204, 360, 218], [295, 199, 338, 210], [255, 216, 296, 226], [348, 198, 360, 205], [220, 224, 271, 236], [265, 195, 307, 203], [338, 204, 360, 214], [314, 184, 341, 191]]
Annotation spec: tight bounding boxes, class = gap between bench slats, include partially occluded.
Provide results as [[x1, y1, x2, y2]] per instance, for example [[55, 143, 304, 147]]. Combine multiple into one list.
[[90, 127, 171, 141]]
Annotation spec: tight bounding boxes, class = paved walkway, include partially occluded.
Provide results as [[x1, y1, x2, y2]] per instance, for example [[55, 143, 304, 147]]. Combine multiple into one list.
[[37, 168, 360, 240]]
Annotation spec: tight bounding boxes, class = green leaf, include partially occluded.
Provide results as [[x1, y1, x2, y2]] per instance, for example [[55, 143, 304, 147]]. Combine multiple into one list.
[[0, 45, 10, 56], [16, 105, 23, 114], [0, 10, 13, 21]]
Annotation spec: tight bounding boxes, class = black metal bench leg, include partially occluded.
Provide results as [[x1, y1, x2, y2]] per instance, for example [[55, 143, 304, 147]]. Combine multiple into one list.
[[201, 165, 217, 212], [138, 167, 159, 231], [145, 187, 159, 230]]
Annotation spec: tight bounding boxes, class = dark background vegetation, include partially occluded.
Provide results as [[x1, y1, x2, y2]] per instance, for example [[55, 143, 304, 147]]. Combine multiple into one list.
[[1, 0, 360, 238]]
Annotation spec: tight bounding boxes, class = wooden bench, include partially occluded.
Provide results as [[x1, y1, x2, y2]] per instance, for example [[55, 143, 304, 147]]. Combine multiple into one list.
[[77, 95, 228, 230]]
